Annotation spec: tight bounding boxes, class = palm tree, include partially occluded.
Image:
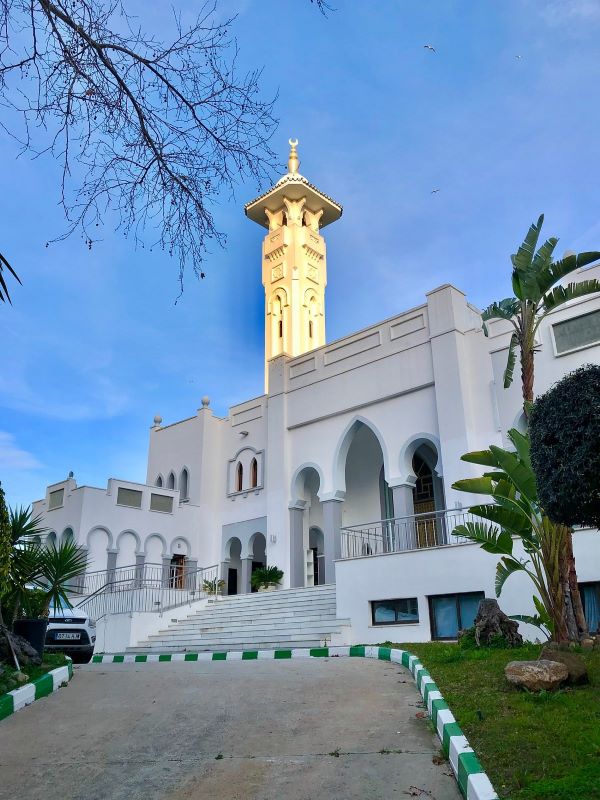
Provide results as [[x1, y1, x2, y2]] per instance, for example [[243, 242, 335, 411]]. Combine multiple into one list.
[[453, 429, 568, 641], [477, 214, 600, 641], [481, 214, 600, 409], [0, 251, 21, 304]]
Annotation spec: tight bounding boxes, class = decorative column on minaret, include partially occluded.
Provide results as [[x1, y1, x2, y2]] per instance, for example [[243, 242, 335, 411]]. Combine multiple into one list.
[[245, 140, 343, 391]]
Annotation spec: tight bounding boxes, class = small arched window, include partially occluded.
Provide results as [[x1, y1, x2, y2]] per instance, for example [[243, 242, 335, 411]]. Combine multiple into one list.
[[236, 462, 244, 492], [180, 468, 189, 500], [167, 472, 176, 490], [156, 475, 163, 488], [309, 320, 313, 339], [250, 458, 258, 489]]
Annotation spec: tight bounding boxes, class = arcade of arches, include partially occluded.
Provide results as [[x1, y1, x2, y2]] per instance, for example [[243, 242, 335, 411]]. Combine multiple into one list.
[[289, 423, 444, 589]]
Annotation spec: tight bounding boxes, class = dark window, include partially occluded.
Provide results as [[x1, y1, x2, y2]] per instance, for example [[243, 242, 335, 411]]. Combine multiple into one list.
[[250, 458, 258, 488], [580, 582, 600, 634], [371, 598, 419, 626], [236, 462, 243, 492], [429, 592, 484, 640], [553, 309, 600, 354], [278, 319, 283, 338], [309, 320, 313, 338]]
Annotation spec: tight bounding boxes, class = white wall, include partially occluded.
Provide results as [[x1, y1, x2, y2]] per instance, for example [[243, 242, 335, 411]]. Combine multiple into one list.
[[335, 529, 599, 644]]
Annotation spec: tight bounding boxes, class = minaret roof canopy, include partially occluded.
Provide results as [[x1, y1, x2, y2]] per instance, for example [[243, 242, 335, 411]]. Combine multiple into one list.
[[244, 140, 342, 229]]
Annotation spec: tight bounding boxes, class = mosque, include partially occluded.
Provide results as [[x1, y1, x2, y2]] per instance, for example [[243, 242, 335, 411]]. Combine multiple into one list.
[[32, 141, 600, 644]]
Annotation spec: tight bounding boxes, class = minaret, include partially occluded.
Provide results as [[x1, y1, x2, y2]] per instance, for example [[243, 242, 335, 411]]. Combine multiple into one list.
[[245, 140, 343, 391]]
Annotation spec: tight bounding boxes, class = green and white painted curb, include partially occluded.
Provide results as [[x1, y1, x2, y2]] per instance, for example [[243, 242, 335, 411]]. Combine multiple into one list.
[[0, 658, 73, 723], [92, 645, 497, 800]]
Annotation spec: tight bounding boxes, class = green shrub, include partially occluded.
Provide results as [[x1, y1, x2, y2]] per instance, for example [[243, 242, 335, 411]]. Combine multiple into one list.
[[251, 565, 283, 590], [530, 364, 600, 528]]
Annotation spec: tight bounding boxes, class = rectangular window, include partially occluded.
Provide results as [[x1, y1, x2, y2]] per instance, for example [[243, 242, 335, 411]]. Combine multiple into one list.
[[553, 309, 600, 355], [371, 598, 419, 626], [48, 488, 64, 510], [150, 493, 173, 513], [580, 582, 600, 634], [116, 487, 142, 508], [429, 591, 485, 640]]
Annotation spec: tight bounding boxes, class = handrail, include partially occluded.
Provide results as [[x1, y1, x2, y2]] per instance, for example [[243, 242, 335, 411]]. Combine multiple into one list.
[[340, 508, 476, 559], [75, 563, 219, 621]]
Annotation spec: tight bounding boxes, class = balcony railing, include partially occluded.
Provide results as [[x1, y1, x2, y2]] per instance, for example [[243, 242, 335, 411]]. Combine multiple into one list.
[[340, 508, 476, 559]]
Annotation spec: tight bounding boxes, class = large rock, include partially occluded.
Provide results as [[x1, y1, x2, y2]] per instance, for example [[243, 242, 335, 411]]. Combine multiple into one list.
[[505, 659, 568, 692], [539, 646, 588, 685], [0, 625, 42, 667], [474, 598, 524, 646]]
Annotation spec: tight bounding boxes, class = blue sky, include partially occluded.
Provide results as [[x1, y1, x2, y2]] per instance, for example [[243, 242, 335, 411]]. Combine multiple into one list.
[[2, 0, 600, 507]]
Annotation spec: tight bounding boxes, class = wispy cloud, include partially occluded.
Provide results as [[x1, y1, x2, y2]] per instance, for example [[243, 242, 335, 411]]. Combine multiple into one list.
[[0, 431, 42, 470], [540, 0, 600, 26]]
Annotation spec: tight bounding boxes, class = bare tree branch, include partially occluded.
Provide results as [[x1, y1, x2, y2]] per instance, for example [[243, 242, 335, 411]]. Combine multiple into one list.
[[0, 1, 280, 284]]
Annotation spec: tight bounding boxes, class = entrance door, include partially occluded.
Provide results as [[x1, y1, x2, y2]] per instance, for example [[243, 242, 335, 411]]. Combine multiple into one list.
[[228, 567, 238, 595], [170, 554, 186, 589], [251, 561, 263, 593], [412, 455, 437, 547], [311, 547, 320, 586]]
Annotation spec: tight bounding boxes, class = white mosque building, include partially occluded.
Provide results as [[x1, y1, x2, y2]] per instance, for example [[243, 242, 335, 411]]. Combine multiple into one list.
[[32, 142, 600, 646]]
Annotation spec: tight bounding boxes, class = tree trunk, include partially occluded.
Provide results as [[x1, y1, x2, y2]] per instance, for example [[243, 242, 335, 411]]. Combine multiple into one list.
[[565, 528, 589, 640], [521, 345, 535, 413]]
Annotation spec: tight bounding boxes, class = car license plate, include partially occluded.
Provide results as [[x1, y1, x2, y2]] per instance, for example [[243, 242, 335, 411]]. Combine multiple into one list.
[[56, 632, 80, 640]]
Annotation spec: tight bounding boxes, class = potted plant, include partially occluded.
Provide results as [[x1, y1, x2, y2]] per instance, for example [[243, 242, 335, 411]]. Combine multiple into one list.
[[251, 565, 284, 592], [203, 577, 225, 601]]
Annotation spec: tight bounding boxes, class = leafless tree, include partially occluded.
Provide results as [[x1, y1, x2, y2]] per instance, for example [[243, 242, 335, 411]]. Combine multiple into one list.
[[0, 1, 283, 284]]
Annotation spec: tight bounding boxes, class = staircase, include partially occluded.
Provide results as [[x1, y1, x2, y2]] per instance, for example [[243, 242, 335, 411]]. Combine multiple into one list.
[[126, 585, 349, 653]]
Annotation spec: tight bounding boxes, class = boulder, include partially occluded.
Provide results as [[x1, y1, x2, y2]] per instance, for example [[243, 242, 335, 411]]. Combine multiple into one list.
[[505, 659, 568, 692], [539, 646, 588, 685], [0, 624, 42, 667], [474, 598, 524, 647]]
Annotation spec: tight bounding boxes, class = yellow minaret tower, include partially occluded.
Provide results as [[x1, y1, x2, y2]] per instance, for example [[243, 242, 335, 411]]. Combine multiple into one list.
[[245, 140, 343, 391]]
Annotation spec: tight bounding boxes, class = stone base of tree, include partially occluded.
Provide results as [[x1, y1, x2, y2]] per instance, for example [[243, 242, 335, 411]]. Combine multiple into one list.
[[473, 599, 523, 647]]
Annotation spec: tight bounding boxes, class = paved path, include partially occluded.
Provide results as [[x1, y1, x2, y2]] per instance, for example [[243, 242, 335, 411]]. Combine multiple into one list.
[[0, 658, 461, 800]]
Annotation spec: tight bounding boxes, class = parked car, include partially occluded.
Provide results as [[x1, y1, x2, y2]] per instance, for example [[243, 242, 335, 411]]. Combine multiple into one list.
[[45, 606, 96, 663]]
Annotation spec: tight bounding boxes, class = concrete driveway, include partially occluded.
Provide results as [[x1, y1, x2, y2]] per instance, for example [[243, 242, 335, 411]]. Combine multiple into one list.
[[0, 658, 460, 800]]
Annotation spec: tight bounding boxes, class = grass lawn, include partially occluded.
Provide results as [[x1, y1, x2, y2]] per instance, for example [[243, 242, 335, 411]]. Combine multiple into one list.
[[0, 652, 69, 695], [389, 641, 600, 800]]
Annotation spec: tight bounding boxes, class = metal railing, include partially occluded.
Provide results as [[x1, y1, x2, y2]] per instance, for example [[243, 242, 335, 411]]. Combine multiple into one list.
[[75, 563, 219, 621], [340, 508, 477, 559]]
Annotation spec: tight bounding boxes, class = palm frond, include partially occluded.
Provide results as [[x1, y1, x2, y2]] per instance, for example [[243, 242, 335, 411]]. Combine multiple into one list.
[[481, 298, 520, 335], [0, 251, 21, 305], [35, 540, 89, 613], [507, 428, 531, 469], [489, 445, 538, 502], [460, 449, 500, 468], [532, 237, 559, 274], [503, 332, 519, 389], [452, 521, 513, 555], [495, 556, 529, 596], [10, 506, 47, 545], [541, 279, 600, 314], [451, 476, 495, 495], [511, 215, 545, 299], [469, 503, 532, 536], [537, 251, 600, 295]]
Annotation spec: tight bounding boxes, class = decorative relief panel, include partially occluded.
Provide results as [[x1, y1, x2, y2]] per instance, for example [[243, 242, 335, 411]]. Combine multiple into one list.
[[271, 264, 284, 282], [307, 265, 318, 283]]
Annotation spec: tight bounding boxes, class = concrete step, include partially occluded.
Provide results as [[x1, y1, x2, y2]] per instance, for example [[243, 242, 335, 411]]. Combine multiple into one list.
[[144, 622, 350, 645], [126, 639, 330, 653], [160, 616, 340, 635]]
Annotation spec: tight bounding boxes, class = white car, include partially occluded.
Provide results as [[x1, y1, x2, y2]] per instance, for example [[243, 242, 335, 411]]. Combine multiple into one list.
[[45, 606, 96, 663]]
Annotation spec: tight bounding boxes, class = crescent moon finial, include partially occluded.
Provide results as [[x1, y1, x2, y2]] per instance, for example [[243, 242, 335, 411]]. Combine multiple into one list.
[[287, 138, 299, 174]]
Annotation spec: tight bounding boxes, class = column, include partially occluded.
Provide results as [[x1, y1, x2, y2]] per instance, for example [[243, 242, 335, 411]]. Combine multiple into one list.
[[289, 505, 305, 588], [134, 553, 145, 588], [106, 549, 118, 590], [322, 498, 343, 585], [186, 558, 198, 591], [162, 555, 172, 588], [240, 557, 253, 595], [390, 483, 416, 550]]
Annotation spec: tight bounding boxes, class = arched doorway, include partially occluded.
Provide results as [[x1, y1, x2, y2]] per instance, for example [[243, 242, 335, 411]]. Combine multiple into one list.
[[249, 532, 267, 592], [411, 443, 445, 547], [309, 527, 324, 586], [224, 537, 242, 595], [289, 466, 323, 587], [342, 422, 389, 528]]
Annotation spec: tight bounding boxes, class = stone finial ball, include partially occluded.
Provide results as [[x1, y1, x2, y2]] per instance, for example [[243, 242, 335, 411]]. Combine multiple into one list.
[[201, 396, 210, 407], [154, 414, 162, 425]]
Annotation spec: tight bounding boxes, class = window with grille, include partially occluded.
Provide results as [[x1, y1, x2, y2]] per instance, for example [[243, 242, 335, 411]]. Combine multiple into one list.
[[371, 598, 419, 626], [553, 309, 600, 355], [116, 488, 142, 508], [48, 489, 64, 510]]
